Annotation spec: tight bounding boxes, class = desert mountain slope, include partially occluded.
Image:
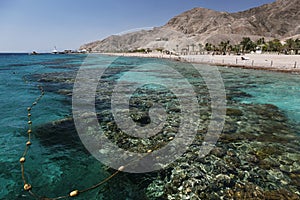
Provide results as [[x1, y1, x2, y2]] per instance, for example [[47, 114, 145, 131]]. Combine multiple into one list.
[[81, 0, 300, 52]]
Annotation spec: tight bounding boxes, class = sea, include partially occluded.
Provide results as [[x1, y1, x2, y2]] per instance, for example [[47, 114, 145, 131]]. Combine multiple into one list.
[[0, 53, 299, 199]]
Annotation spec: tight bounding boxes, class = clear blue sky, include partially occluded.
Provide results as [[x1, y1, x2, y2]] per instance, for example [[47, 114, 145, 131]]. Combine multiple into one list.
[[0, 0, 275, 52]]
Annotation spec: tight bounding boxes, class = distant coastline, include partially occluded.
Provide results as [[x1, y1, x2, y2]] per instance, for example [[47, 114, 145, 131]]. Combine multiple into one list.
[[2, 52, 299, 73]]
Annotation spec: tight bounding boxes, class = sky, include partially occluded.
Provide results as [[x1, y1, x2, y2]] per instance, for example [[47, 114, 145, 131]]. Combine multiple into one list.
[[0, 0, 275, 53]]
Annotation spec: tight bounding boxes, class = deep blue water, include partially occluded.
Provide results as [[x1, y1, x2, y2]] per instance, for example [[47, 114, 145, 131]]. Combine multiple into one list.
[[0, 53, 299, 199]]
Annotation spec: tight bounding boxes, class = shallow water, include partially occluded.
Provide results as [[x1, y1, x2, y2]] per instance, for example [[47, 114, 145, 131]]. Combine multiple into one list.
[[0, 54, 299, 199], [222, 67, 300, 124]]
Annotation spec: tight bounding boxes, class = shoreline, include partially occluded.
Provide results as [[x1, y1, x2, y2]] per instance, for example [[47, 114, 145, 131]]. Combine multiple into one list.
[[101, 52, 300, 73]]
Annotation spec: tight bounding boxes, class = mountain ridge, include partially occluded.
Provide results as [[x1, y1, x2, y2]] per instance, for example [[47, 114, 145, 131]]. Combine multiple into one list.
[[81, 0, 300, 52]]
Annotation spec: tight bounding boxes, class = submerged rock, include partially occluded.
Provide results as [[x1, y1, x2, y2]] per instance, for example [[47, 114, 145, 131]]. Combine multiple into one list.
[[29, 61, 300, 200], [149, 102, 300, 199]]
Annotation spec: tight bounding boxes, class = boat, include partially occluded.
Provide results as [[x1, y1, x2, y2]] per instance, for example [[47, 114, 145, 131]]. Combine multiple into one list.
[[52, 46, 58, 54], [29, 51, 38, 55]]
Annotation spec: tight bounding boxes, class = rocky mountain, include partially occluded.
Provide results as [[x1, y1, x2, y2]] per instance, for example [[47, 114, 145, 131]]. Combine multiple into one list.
[[81, 0, 300, 52]]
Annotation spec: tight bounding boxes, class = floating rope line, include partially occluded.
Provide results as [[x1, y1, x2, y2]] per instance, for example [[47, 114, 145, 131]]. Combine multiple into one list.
[[19, 86, 126, 200], [19, 85, 158, 200]]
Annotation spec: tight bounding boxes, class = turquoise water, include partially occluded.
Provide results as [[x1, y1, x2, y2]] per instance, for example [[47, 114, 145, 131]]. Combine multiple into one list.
[[0, 54, 148, 200], [221, 67, 300, 125], [0, 54, 299, 199]]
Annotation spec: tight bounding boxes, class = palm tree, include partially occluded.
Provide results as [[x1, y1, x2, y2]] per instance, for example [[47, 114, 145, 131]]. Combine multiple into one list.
[[285, 38, 295, 53], [232, 44, 241, 54], [268, 39, 283, 52], [205, 43, 215, 52], [198, 43, 203, 54], [295, 39, 300, 54], [218, 40, 230, 55], [240, 37, 256, 53], [256, 37, 265, 46], [191, 44, 195, 53]]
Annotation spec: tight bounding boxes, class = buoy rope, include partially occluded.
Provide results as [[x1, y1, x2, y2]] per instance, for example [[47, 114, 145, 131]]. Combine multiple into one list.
[[19, 85, 157, 200]]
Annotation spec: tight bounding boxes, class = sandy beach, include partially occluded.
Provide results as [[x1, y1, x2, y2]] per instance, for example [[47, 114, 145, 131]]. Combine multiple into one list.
[[103, 52, 300, 73]]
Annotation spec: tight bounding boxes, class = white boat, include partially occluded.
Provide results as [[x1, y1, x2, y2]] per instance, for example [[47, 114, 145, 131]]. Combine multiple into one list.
[[52, 46, 58, 54]]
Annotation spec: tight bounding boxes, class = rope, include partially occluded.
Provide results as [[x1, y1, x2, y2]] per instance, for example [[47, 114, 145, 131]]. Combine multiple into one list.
[[19, 85, 155, 199]]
